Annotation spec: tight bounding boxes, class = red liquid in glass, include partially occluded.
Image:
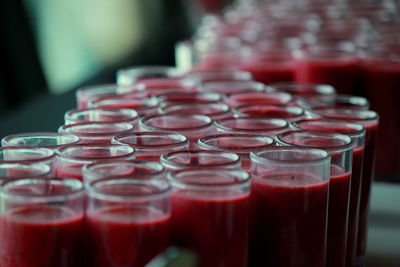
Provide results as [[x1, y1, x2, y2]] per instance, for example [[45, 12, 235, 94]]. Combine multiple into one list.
[[361, 61, 400, 176], [346, 146, 364, 266], [250, 173, 329, 267], [56, 165, 83, 180], [294, 57, 358, 94], [135, 154, 161, 162], [357, 122, 378, 260], [0, 206, 83, 267], [240, 62, 294, 84], [171, 191, 249, 267], [327, 166, 351, 267], [195, 53, 241, 72], [294, 122, 364, 265], [225, 93, 291, 108], [138, 79, 195, 94], [86, 206, 170, 267], [237, 106, 303, 121]]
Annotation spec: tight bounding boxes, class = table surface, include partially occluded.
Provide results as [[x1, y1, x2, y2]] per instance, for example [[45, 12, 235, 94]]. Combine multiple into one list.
[[365, 182, 400, 267]]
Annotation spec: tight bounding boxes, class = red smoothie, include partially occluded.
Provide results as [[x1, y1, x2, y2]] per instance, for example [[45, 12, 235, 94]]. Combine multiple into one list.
[[240, 58, 294, 84], [250, 173, 329, 267], [139, 114, 214, 149], [356, 122, 378, 260], [171, 191, 249, 267], [312, 109, 379, 262], [360, 60, 400, 177], [199, 81, 265, 95], [294, 56, 359, 94], [90, 95, 159, 116], [86, 206, 170, 267], [135, 154, 162, 162], [195, 52, 241, 72], [55, 164, 84, 180], [327, 166, 351, 267], [224, 92, 292, 108], [0, 206, 83, 267], [234, 105, 305, 121], [137, 78, 197, 96], [292, 120, 365, 265], [346, 146, 364, 266]]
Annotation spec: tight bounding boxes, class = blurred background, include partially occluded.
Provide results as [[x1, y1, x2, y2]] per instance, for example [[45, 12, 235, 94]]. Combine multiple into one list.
[[0, 0, 228, 135]]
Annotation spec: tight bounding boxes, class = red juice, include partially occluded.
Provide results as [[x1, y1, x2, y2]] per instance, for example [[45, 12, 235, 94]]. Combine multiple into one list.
[[135, 154, 161, 162], [195, 52, 241, 72], [294, 57, 359, 94], [234, 105, 305, 121], [292, 120, 365, 265], [137, 78, 197, 96], [346, 146, 364, 266], [86, 206, 170, 267], [171, 191, 249, 267], [360, 60, 400, 176], [224, 92, 292, 108], [327, 166, 351, 267], [55, 165, 83, 180], [250, 173, 329, 267], [240, 61, 294, 84], [56, 144, 135, 181], [312, 109, 379, 263], [90, 96, 158, 116], [356, 122, 378, 259], [0, 206, 83, 267]]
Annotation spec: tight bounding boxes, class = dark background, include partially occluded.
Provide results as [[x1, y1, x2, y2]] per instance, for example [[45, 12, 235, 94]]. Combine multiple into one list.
[[0, 0, 209, 136]]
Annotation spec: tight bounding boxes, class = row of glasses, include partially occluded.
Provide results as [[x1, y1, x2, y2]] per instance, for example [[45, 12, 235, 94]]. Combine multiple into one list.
[[0, 57, 379, 267], [188, 0, 397, 182]]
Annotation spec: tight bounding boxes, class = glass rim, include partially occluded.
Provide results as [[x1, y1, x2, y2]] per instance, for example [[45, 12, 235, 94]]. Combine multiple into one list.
[[0, 162, 52, 181], [136, 76, 196, 88], [198, 133, 274, 152], [65, 108, 139, 124], [185, 69, 253, 81], [312, 107, 379, 122], [76, 83, 118, 97], [293, 119, 366, 139], [310, 94, 370, 108], [160, 150, 241, 169], [225, 90, 293, 100], [0, 147, 55, 163], [58, 122, 134, 137], [159, 102, 231, 116], [234, 104, 305, 117], [139, 114, 214, 131], [1, 177, 83, 202], [268, 82, 336, 95], [157, 91, 223, 103], [293, 44, 357, 59], [56, 143, 135, 161], [277, 130, 353, 153], [117, 65, 181, 78], [89, 94, 159, 109], [200, 80, 266, 91], [216, 117, 289, 132], [251, 146, 331, 166], [168, 168, 250, 190], [86, 177, 171, 202], [112, 132, 189, 150], [1, 132, 81, 149], [83, 159, 165, 181], [225, 91, 293, 103]]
